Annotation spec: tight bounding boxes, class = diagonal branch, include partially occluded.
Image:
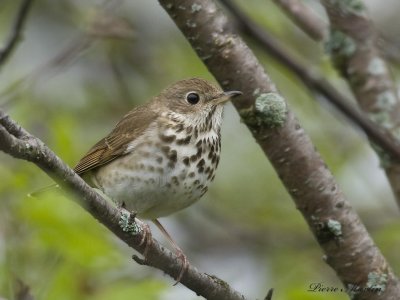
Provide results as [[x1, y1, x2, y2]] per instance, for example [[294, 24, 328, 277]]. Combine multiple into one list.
[[272, 0, 400, 207], [159, 0, 400, 298], [0, 0, 35, 67], [219, 0, 400, 162], [272, 0, 400, 65], [0, 110, 248, 300], [220, 0, 400, 209], [272, 0, 328, 40], [320, 0, 400, 207]]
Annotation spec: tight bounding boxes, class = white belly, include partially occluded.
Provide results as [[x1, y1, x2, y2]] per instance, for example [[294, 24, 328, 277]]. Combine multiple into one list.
[[93, 129, 220, 219]]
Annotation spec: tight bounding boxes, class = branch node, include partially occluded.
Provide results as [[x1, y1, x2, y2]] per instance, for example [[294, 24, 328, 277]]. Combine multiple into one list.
[[264, 288, 274, 300]]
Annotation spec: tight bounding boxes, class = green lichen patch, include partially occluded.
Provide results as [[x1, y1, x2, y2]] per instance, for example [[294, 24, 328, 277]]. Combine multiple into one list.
[[326, 219, 342, 237], [370, 143, 392, 169], [119, 210, 140, 235], [240, 93, 287, 128], [255, 93, 287, 127], [325, 29, 356, 58], [191, 3, 202, 12], [366, 271, 387, 295], [186, 20, 197, 28], [328, 0, 365, 16], [375, 91, 397, 111], [367, 57, 387, 76], [368, 111, 393, 130]]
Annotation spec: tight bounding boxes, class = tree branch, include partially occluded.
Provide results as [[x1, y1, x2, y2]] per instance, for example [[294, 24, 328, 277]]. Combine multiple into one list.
[[272, 0, 327, 40], [320, 0, 400, 207], [0, 0, 34, 67], [0, 110, 248, 300], [272, 0, 400, 65], [272, 0, 400, 207], [159, 0, 400, 298], [219, 0, 400, 162]]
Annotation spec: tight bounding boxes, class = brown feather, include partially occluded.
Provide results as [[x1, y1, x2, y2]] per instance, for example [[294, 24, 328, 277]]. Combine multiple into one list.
[[74, 104, 158, 175]]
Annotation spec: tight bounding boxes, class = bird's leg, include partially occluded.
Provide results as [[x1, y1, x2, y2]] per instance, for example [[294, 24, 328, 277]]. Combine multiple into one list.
[[152, 219, 188, 285], [92, 184, 153, 260], [136, 219, 152, 258]]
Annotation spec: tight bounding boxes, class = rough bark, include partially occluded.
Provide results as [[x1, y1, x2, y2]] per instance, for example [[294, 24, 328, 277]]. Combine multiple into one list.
[[219, 0, 400, 162], [321, 0, 400, 208], [158, 0, 400, 299]]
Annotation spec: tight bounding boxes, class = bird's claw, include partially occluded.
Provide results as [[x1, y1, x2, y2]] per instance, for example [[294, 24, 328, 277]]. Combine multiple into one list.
[[173, 249, 189, 285], [138, 221, 152, 258]]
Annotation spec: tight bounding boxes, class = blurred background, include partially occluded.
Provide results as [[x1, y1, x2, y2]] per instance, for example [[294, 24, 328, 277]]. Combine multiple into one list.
[[1, 0, 400, 299]]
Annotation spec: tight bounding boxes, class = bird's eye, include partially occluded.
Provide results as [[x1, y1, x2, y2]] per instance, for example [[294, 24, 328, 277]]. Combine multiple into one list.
[[185, 92, 200, 105]]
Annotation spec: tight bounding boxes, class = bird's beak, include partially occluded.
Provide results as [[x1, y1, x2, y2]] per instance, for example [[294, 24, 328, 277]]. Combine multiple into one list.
[[213, 90, 243, 105]]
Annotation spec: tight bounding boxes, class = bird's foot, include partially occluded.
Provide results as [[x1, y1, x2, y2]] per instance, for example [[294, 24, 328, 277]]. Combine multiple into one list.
[[119, 210, 153, 262], [152, 219, 189, 285], [137, 220, 152, 258], [173, 247, 189, 285]]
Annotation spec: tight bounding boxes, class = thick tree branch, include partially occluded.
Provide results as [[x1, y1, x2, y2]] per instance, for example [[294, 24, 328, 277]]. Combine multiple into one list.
[[0, 110, 248, 300], [219, 0, 400, 162], [271, 0, 400, 208], [0, 0, 34, 67], [220, 0, 400, 209], [159, 0, 400, 299], [320, 0, 400, 207]]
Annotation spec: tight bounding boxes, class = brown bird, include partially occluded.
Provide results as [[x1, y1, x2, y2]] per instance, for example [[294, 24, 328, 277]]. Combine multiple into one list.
[[74, 78, 242, 282]]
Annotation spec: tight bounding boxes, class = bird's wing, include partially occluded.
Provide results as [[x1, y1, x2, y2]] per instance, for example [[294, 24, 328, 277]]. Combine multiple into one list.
[[74, 105, 157, 175]]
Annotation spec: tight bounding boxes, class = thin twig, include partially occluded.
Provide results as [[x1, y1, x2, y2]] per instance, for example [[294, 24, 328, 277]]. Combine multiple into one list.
[[0, 0, 135, 109], [14, 278, 35, 300], [0, 0, 34, 67], [219, 0, 400, 162], [264, 288, 274, 300]]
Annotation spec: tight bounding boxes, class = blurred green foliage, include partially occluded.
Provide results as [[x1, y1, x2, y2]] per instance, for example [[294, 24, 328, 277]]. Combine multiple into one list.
[[1, 0, 400, 299]]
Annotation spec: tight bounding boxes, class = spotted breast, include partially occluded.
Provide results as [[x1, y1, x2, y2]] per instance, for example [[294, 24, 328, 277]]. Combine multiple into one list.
[[92, 107, 222, 220]]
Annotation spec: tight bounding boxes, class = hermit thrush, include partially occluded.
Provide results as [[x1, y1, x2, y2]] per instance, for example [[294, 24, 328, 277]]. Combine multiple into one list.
[[74, 78, 242, 281]]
